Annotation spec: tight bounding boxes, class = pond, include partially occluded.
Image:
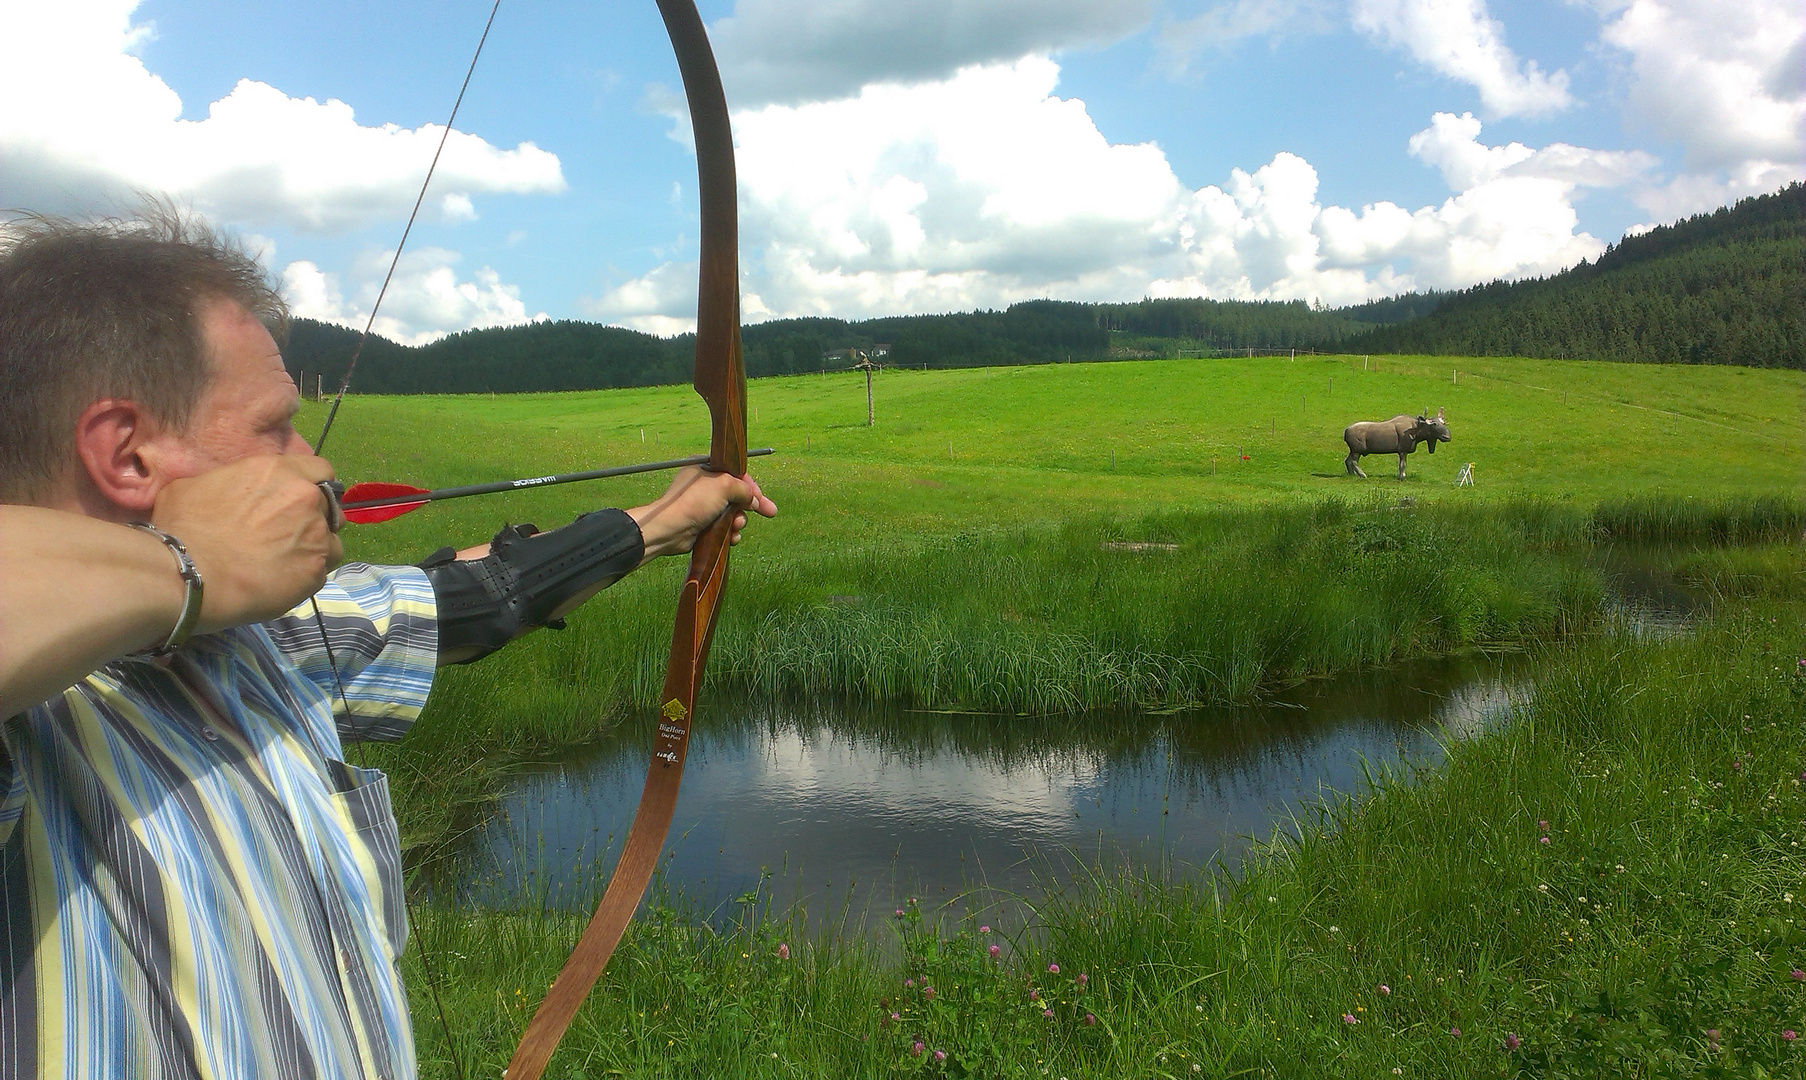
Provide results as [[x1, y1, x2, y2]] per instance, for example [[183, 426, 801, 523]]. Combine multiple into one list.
[[440, 648, 1539, 926], [438, 558, 1704, 929]]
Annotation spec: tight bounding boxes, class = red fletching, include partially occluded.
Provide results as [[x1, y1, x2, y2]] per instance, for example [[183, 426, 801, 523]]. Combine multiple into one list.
[[340, 481, 429, 524]]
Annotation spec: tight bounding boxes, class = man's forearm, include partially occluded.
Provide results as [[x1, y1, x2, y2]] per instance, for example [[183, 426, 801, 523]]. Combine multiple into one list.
[[0, 507, 188, 715]]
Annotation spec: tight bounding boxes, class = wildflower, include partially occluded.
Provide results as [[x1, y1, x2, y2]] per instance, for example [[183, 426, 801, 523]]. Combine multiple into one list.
[[1077, 973, 1088, 986], [1030, 989, 1040, 1001], [1539, 837, 1550, 845], [895, 909, 905, 918], [777, 943, 789, 960], [923, 986, 935, 1000], [1049, 963, 1060, 974], [912, 1041, 924, 1057], [1504, 1033, 1520, 1050], [1343, 1014, 1359, 1025], [1084, 1013, 1097, 1026], [1787, 1031, 1800, 1042], [1043, 1008, 1055, 1019], [1450, 1027, 1461, 1037], [1378, 984, 1391, 996], [1732, 760, 1743, 772], [1793, 970, 1805, 981], [1706, 1028, 1720, 1041], [905, 979, 915, 988], [1267, 895, 1277, 903], [990, 944, 1001, 958], [1537, 820, 1548, 833], [1393, 1070, 1403, 1076], [934, 1049, 947, 1061], [1328, 926, 1340, 934], [979, 925, 991, 933], [890, 1012, 900, 1022]]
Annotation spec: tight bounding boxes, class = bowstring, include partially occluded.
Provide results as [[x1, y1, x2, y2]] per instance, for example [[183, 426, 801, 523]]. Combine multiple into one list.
[[313, 0, 505, 456], [307, 2, 504, 1076]]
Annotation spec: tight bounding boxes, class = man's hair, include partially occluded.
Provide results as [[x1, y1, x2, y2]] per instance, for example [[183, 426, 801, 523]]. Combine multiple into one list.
[[0, 206, 288, 503]]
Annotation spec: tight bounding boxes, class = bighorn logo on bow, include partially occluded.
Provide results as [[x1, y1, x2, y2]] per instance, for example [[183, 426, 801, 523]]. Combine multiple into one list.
[[503, 2, 748, 1076]]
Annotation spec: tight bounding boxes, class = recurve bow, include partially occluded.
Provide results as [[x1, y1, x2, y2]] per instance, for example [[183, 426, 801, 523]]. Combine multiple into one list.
[[502, 2, 747, 1076]]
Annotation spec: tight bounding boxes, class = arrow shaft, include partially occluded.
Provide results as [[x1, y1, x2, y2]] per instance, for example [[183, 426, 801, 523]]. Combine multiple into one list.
[[342, 447, 775, 512]]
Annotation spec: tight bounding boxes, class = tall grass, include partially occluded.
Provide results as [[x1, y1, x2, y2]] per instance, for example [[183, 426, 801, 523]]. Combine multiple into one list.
[[365, 498, 1615, 855], [1591, 494, 1804, 544], [401, 598, 1806, 1078]]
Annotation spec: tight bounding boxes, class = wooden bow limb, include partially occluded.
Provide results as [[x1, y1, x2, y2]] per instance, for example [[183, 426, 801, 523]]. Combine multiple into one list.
[[503, 1, 747, 1076]]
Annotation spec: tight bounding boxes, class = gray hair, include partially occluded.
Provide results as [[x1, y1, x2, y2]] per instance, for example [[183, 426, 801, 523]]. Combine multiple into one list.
[[0, 205, 287, 503]]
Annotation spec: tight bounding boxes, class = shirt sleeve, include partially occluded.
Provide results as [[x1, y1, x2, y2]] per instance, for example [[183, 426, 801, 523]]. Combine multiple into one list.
[[0, 727, 20, 851], [264, 563, 438, 743]]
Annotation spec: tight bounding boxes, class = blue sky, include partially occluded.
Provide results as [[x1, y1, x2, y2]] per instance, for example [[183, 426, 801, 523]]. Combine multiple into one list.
[[2, 0, 1799, 341]]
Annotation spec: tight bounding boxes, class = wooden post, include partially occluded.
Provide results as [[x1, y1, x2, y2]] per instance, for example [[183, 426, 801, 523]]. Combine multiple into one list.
[[865, 364, 874, 426], [315, 374, 323, 401]]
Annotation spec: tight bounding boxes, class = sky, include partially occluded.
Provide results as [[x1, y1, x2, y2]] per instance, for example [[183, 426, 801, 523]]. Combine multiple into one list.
[[0, 0, 1799, 342]]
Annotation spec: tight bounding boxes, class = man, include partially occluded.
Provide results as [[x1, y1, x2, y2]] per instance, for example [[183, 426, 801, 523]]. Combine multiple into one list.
[[0, 211, 775, 1079]]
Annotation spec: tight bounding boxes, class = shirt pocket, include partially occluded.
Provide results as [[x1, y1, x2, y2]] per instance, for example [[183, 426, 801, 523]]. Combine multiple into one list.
[[325, 759, 408, 961]]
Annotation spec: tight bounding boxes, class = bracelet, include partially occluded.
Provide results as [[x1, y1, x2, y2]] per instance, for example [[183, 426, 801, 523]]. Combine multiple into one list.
[[128, 522, 205, 657]]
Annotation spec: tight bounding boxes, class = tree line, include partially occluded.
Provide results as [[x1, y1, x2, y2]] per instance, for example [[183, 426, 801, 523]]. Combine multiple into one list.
[[282, 183, 1802, 394], [1353, 183, 1803, 368]]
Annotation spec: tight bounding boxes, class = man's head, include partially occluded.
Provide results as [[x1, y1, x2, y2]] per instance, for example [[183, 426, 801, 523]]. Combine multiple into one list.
[[0, 208, 306, 518]]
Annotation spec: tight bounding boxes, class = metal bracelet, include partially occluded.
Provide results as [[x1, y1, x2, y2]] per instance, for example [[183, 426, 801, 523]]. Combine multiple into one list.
[[128, 522, 205, 657]]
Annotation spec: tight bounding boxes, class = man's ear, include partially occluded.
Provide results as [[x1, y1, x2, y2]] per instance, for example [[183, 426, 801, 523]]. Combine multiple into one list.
[[72, 398, 167, 516]]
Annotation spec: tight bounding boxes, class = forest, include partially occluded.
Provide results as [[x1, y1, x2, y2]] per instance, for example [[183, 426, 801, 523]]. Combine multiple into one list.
[[281, 183, 1802, 395], [1352, 182, 1803, 367]]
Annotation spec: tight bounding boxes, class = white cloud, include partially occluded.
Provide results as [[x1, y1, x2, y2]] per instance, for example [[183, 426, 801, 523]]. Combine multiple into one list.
[[581, 259, 702, 336], [1158, 0, 1340, 71], [1405, 111, 1655, 191], [602, 62, 1633, 330], [283, 248, 547, 346], [1595, 0, 1805, 217], [1351, 0, 1572, 117], [711, 0, 1153, 107], [0, 0, 565, 233]]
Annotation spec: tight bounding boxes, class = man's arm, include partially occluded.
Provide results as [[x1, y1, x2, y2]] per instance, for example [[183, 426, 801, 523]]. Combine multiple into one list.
[[426, 467, 777, 666], [1, 455, 342, 715]]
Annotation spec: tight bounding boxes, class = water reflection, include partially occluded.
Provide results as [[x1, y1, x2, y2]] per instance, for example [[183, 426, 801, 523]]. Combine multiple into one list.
[[442, 649, 1536, 924]]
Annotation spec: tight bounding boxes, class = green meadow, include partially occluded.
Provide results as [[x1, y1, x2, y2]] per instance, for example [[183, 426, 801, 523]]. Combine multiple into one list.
[[296, 354, 1806, 1076], [316, 354, 1800, 556]]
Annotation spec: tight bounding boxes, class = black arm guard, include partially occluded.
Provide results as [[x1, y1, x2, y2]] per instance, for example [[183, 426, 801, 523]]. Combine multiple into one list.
[[419, 508, 644, 665]]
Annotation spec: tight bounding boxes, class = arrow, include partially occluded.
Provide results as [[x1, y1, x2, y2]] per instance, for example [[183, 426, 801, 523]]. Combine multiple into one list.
[[338, 447, 776, 524]]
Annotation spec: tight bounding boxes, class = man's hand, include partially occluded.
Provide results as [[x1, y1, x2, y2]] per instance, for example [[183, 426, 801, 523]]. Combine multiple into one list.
[[628, 468, 777, 565], [153, 455, 344, 633]]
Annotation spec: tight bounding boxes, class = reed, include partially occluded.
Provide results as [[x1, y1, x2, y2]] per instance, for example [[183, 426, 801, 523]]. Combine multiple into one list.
[[1591, 494, 1804, 544]]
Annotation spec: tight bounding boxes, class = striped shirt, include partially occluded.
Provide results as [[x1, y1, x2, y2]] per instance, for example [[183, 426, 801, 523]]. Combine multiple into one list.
[[1, 563, 437, 1080]]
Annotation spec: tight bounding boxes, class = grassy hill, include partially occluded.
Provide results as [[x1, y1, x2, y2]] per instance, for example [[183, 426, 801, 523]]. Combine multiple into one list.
[[1356, 183, 1805, 367]]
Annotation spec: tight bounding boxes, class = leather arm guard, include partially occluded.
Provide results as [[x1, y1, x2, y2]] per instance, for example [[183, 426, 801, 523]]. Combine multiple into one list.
[[418, 508, 645, 665]]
